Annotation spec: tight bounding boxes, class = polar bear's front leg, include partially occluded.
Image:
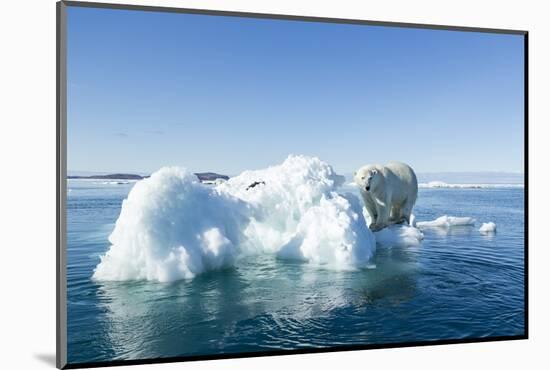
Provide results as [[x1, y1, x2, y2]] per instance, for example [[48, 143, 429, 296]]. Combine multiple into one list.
[[400, 201, 413, 225], [371, 197, 389, 231], [376, 202, 391, 230], [362, 193, 378, 229]]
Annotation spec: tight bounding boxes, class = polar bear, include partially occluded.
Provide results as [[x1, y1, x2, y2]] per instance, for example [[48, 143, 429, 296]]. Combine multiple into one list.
[[354, 162, 418, 231]]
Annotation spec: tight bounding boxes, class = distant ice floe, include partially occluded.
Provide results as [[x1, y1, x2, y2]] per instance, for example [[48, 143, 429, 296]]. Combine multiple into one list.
[[479, 222, 497, 234], [100, 181, 132, 185], [416, 215, 476, 229], [350, 180, 523, 189], [419, 181, 523, 189]]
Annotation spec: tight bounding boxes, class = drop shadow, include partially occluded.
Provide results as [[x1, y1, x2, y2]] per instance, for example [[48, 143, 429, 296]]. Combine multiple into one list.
[[34, 353, 56, 367]]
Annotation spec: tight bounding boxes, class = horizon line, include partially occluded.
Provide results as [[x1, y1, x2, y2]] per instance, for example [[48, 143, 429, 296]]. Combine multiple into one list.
[[67, 169, 526, 176]]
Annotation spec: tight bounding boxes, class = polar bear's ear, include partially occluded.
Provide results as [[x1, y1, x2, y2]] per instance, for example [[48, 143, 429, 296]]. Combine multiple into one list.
[[372, 169, 378, 175]]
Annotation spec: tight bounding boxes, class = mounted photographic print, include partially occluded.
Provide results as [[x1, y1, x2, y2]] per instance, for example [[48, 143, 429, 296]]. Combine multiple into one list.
[[57, 1, 528, 368]]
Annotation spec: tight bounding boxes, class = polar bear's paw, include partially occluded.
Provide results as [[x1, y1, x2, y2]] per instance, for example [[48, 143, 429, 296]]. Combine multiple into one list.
[[369, 223, 384, 232]]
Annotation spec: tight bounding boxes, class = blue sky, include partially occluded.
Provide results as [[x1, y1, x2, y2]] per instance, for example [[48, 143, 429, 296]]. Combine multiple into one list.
[[67, 6, 524, 175]]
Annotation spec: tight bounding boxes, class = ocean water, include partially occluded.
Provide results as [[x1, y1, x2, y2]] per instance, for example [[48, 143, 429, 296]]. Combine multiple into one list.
[[66, 180, 525, 364]]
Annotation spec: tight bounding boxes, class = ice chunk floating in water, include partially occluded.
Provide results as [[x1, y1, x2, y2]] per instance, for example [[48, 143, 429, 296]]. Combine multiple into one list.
[[417, 215, 476, 228], [374, 224, 424, 247], [93, 156, 379, 282], [479, 222, 497, 234]]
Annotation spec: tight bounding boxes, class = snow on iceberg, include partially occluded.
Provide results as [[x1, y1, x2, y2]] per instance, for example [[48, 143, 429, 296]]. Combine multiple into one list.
[[217, 155, 346, 253], [218, 155, 376, 269], [277, 193, 376, 269], [416, 215, 476, 228], [93, 156, 378, 282], [479, 222, 497, 234]]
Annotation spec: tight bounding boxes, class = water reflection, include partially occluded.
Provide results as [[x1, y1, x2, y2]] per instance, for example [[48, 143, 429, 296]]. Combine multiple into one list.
[[94, 246, 421, 359]]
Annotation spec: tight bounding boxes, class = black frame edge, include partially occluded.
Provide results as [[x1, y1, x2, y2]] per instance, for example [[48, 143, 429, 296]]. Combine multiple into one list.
[[57, 1, 68, 369], [64, 335, 528, 369], [523, 32, 529, 339], [61, 0, 527, 35]]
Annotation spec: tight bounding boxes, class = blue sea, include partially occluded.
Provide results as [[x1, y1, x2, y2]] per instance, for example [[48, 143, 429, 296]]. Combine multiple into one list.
[[66, 180, 525, 364]]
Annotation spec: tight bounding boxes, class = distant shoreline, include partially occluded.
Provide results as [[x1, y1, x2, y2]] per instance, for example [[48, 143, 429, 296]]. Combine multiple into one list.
[[68, 172, 230, 182], [68, 174, 146, 180]]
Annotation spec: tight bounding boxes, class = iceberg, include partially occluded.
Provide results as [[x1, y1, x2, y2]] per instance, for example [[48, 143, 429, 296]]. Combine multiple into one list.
[[93, 156, 379, 282]]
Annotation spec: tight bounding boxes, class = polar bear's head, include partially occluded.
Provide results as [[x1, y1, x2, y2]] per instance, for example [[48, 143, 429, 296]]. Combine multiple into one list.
[[354, 165, 383, 193]]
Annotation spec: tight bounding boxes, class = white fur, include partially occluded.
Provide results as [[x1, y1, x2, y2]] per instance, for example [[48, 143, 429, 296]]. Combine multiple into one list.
[[354, 162, 418, 231]]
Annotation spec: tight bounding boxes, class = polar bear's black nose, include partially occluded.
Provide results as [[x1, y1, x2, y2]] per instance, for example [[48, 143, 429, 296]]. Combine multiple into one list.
[[365, 185, 370, 191]]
